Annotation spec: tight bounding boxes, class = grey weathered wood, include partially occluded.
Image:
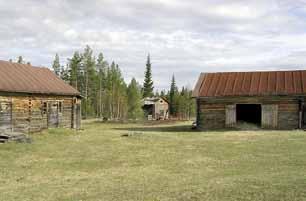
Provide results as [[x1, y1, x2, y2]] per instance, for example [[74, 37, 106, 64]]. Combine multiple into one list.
[[0, 102, 12, 132], [225, 104, 236, 127], [262, 104, 278, 129], [48, 102, 59, 128]]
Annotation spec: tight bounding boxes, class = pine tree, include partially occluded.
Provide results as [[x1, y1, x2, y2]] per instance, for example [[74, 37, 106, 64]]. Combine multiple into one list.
[[127, 78, 143, 120], [17, 56, 24, 64], [67, 52, 82, 90], [169, 74, 178, 116], [103, 61, 128, 120], [178, 87, 188, 119], [82, 45, 97, 119], [97, 53, 106, 118], [60, 64, 69, 82], [143, 54, 154, 98], [52, 53, 61, 76]]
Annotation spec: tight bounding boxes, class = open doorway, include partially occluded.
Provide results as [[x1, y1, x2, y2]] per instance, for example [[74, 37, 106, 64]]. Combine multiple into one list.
[[142, 104, 154, 120], [236, 104, 261, 126]]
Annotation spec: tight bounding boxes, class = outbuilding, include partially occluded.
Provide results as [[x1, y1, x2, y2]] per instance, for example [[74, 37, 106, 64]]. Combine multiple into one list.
[[0, 60, 81, 133], [193, 70, 306, 130], [142, 97, 169, 120]]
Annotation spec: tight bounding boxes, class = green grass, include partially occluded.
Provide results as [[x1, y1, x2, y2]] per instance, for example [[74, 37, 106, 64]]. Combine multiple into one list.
[[1, 121, 306, 201]]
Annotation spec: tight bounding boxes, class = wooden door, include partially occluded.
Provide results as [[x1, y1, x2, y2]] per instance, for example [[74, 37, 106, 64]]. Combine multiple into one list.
[[226, 104, 236, 127], [48, 102, 59, 128], [262, 104, 278, 129], [0, 102, 12, 132]]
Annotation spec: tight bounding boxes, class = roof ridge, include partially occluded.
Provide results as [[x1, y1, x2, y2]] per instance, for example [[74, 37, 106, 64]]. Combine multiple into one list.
[[201, 69, 306, 74], [0, 60, 47, 69]]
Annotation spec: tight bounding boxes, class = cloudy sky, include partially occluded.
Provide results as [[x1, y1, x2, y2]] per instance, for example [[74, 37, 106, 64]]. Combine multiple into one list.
[[1, 0, 306, 90]]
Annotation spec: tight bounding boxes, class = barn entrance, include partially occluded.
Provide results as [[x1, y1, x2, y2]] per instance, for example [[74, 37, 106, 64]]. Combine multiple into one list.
[[236, 104, 261, 125]]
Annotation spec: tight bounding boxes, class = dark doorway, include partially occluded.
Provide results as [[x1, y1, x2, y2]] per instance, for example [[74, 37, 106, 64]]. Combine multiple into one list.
[[142, 105, 154, 116], [236, 104, 261, 125]]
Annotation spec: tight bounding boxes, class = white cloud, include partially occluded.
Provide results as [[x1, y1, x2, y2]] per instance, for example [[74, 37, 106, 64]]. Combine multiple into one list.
[[0, 0, 306, 90], [64, 29, 79, 40]]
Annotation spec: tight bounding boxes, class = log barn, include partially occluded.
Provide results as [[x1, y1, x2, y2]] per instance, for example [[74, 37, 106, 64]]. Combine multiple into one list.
[[193, 70, 306, 130], [0, 60, 81, 133]]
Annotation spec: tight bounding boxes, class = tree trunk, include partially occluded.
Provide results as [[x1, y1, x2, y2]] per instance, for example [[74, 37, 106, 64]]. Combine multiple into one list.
[[85, 68, 88, 119]]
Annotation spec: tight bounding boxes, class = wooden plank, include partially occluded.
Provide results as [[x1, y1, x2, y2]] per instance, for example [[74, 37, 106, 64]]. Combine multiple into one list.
[[262, 104, 278, 129], [225, 104, 236, 127]]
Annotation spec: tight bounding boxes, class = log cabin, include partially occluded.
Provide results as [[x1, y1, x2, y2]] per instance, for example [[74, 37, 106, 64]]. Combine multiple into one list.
[[193, 70, 306, 130], [0, 60, 81, 133]]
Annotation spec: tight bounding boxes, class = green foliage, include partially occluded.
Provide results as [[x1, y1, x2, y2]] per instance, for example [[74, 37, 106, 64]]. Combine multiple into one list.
[[143, 54, 154, 98], [103, 62, 128, 120], [68, 51, 82, 89], [166, 74, 195, 119], [127, 78, 143, 120], [81, 45, 97, 119], [59, 64, 69, 82], [169, 74, 178, 116], [96, 53, 107, 118], [53, 46, 195, 120], [52, 53, 61, 76]]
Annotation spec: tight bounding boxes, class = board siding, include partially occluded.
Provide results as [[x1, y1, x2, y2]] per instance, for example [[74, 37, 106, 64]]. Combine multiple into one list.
[[262, 104, 278, 129], [225, 104, 236, 127]]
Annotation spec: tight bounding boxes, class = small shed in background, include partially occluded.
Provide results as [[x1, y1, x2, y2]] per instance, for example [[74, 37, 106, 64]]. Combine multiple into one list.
[[142, 97, 169, 120], [0, 60, 81, 133], [193, 70, 306, 130]]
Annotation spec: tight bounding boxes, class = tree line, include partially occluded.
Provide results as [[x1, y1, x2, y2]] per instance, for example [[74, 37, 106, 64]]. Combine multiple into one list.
[[51, 45, 195, 120]]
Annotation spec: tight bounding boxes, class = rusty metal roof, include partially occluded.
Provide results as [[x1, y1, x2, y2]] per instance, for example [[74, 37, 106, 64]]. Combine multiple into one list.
[[0, 60, 80, 96], [193, 70, 306, 98], [142, 97, 169, 105]]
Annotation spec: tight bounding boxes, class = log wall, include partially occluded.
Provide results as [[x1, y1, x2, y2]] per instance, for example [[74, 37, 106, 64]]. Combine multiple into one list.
[[0, 94, 81, 133], [197, 103, 225, 130], [278, 103, 299, 129]]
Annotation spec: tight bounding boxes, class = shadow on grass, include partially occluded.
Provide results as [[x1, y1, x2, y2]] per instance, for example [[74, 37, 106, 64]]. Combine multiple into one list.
[[113, 125, 236, 133], [115, 125, 197, 133], [112, 123, 264, 133]]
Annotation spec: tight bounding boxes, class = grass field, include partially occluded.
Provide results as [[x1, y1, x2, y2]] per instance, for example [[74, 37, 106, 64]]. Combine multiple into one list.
[[1, 121, 306, 201]]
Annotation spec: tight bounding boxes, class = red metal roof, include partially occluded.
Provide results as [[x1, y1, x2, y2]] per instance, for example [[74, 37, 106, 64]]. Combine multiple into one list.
[[193, 70, 306, 97], [0, 60, 80, 96]]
